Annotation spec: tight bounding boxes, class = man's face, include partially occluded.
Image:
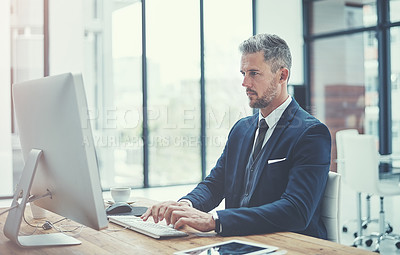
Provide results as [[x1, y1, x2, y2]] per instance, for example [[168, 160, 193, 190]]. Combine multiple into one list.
[[240, 51, 281, 110]]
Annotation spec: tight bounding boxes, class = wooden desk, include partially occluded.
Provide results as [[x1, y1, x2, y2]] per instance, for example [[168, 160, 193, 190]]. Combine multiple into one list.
[[1, 198, 374, 255]]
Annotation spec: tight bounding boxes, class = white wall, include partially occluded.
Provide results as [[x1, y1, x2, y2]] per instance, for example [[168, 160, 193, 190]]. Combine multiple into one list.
[[255, 0, 304, 85], [49, 0, 84, 75], [0, 0, 14, 196]]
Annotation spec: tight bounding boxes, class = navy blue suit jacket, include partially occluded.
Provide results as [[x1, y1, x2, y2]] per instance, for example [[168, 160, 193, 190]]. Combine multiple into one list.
[[181, 99, 331, 238]]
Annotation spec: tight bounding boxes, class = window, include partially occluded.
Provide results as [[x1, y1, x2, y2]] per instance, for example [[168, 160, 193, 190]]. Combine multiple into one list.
[[306, 0, 380, 171], [0, 0, 13, 196], [100, 2, 144, 188], [147, 0, 201, 186], [204, 0, 252, 173], [5, 1, 260, 189], [390, 0, 400, 22], [306, 0, 400, 171], [310, 32, 378, 138], [9, 0, 45, 192], [391, 27, 400, 155], [88, 0, 252, 188], [310, 0, 376, 34]]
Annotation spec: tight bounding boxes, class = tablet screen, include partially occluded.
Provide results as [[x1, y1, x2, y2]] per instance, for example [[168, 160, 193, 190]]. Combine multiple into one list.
[[174, 240, 278, 255]]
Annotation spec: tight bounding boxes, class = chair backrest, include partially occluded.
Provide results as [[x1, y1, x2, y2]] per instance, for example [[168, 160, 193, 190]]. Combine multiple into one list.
[[341, 134, 380, 194], [335, 129, 358, 183], [321, 171, 341, 243]]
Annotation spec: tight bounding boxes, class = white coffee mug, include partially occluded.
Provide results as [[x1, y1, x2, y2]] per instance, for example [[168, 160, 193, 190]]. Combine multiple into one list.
[[110, 187, 131, 203]]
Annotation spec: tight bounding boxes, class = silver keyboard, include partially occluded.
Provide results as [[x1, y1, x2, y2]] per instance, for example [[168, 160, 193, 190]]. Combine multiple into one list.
[[108, 215, 188, 239]]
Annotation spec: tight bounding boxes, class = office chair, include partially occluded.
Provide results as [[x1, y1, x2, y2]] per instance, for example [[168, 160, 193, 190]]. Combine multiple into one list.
[[342, 134, 400, 252], [321, 171, 341, 243], [336, 129, 375, 237]]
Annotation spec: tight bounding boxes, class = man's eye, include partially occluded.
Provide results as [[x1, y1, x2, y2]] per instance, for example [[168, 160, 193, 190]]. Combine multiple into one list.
[[250, 72, 258, 76]]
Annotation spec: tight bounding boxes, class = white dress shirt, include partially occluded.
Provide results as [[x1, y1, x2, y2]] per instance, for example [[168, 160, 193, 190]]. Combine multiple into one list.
[[253, 95, 292, 151]]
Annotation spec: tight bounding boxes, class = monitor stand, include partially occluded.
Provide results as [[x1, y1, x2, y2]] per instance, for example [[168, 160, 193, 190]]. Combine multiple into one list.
[[3, 149, 81, 247]]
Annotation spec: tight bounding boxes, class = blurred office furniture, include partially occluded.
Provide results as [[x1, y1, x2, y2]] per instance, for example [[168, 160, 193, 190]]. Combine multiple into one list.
[[321, 171, 341, 243], [342, 134, 400, 252], [336, 129, 374, 238], [325, 84, 365, 172]]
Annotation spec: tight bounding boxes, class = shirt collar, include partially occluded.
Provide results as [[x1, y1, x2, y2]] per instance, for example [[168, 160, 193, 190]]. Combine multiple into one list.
[[258, 95, 292, 129]]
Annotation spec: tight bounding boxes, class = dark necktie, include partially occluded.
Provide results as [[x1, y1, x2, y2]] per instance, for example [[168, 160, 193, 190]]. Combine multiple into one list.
[[253, 119, 269, 160]]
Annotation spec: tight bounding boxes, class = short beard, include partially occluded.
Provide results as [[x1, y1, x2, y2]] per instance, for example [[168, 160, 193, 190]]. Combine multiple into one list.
[[249, 82, 278, 109]]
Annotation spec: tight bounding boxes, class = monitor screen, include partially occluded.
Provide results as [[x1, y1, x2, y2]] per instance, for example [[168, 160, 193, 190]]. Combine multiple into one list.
[[6, 73, 108, 246]]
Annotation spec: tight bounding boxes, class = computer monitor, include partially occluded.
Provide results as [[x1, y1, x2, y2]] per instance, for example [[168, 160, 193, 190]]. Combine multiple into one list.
[[4, 73, 108, 247]]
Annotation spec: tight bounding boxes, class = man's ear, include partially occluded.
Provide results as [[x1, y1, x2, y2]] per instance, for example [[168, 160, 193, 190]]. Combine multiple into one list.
[[280, 68, 289, 82]]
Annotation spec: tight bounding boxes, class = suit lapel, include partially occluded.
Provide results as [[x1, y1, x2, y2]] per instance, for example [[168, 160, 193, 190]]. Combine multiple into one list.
[[238, 114, 258, 165], [247, 99, 300, 199]]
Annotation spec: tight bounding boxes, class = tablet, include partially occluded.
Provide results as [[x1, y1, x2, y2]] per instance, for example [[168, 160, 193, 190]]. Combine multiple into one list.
[[174, 239, 278, 255]]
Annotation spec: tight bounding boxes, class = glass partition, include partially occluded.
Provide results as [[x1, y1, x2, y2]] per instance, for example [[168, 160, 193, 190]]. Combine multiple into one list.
[[310, 32, 378, 170], [311, 0, 376, 35]]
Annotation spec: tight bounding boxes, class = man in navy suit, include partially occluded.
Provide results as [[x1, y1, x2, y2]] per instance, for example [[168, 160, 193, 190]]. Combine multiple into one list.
[[142, 33, 331, 239]]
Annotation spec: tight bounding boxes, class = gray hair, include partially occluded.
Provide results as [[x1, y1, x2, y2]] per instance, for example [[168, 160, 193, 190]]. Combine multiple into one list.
[[239, 33, 292, 74]]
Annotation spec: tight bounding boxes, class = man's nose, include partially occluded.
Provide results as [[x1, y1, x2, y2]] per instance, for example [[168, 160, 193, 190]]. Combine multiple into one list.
[[242, 75, 251, 88]]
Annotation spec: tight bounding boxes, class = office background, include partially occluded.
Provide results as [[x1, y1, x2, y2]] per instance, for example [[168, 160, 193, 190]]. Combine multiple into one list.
[[0, 0, 400, 196]]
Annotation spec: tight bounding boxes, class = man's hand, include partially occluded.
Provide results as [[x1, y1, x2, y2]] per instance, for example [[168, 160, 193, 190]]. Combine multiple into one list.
[[168, 206, 215, 232], [140, 201, 215, 232], [140, 200, 190, 223]]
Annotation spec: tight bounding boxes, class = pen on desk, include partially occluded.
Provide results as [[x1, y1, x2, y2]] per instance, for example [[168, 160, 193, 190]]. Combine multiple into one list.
[[268, 250, 287, 255]]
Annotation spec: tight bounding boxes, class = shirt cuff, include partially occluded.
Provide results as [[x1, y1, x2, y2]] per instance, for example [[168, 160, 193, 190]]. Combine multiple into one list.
[[177, 199, 193, 207], [212, 211, 222, 233]]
